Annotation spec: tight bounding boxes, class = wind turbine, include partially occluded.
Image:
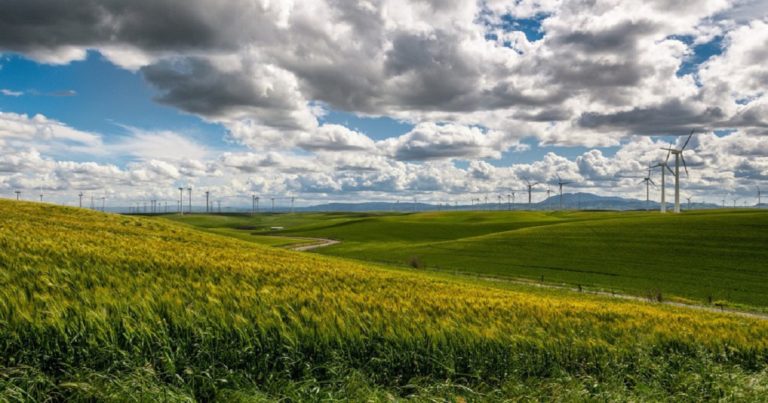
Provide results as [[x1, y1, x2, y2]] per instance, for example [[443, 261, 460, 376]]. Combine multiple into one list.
[[178, 187, 185, 215], [78, 192, 84, 208], [686, 196, 692, 211], [14, 191, 21, 201], [555, 175, 572, 210], [525, 179, 539, 208], [639, 166, 656, 211], [661, 130, 695, 213], [651, 161, 674, 213], [758, 186, 762, 207], [545, 187, 553, 210], [187, 187, 192, 214]]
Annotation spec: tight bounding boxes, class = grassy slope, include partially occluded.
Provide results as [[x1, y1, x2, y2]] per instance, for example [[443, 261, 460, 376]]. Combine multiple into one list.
[[3, 201, 768, 401], [175, 210, 768, 309]]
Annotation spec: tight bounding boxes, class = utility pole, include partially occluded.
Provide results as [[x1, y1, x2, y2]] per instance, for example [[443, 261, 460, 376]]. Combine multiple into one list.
[[178, 187, 184, 215]]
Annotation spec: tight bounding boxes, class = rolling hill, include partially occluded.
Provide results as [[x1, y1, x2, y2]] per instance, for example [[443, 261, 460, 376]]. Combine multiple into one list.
[[3, 200, 768, 401], [169, 210, 768, 310]]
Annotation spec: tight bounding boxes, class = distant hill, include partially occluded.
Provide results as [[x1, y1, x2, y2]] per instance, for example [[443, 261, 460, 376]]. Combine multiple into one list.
[[295, 192, 721, 212]]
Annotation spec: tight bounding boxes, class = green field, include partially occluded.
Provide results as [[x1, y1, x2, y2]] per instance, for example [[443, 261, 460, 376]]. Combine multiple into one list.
[[4, 201, 768, 401], [167, 210, 768, 310]]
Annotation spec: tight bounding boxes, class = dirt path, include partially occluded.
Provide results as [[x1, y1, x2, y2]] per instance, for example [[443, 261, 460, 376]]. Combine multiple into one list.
[[289, 238, 340, 251]]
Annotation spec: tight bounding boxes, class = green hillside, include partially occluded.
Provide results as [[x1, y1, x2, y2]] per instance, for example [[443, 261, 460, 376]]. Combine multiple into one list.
[[170, 210, 768, 310], [3, 201, 768, 401]]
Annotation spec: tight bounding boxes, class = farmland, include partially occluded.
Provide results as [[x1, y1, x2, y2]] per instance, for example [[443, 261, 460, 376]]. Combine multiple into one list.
[[168, 209, 768, 311], [2, 200, 768, 400]]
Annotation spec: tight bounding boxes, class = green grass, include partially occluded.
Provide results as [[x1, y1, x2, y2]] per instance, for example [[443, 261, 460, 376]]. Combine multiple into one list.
[[168, 209, 768, 310], [5, 201, 767, 400]]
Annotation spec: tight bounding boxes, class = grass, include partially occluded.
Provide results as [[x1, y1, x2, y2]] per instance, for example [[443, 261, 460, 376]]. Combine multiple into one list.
[[3, 200, 768, 400], [168, 209, 768, 310]]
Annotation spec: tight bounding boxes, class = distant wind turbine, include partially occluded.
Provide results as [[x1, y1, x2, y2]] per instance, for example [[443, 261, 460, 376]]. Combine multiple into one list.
[[178, 187, 185, 215], [651, 161, 674, 213], [525, 179, 539, 207], [661, 130, 695, 213], [556, 175, 572, 210], [640, 166, 656, 211]]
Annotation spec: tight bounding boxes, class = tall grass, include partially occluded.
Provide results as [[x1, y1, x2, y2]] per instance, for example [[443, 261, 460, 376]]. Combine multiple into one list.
[[1, 201, 767, 401]]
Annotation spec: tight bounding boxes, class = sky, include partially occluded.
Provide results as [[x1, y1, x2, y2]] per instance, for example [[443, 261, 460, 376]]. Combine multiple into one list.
[[0, 0, 767, 208]]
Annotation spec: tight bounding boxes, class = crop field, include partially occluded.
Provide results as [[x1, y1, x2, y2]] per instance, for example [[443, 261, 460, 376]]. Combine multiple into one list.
[[169, 209, 768, 311], [2, 200, 768, 401]]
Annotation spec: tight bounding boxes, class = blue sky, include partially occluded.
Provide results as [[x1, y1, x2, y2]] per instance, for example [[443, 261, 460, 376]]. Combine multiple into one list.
[[0, 0, 766, 205]]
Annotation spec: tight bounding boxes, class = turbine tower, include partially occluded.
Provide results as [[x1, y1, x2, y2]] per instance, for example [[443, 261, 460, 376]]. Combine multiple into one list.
[[545, 187, 552, 210], [661, 130, 695, 213], [651, 161, 674, 213], [758, 186, 762, 207], [640, 166, 656, 211], [556, 175, 572, 210], [525, 179, 539, 208], [187, 187, 192, 214], [178, 187, 184, 215], [78, 192, 84, 208], [14, 191, 21, 201]]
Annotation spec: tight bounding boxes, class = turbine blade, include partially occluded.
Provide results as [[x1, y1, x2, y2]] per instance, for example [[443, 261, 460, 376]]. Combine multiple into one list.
[[649, 178, 657, 186], [666, 165, 674, 176], [665, 148, 671, 163], [681, 154, 689, 176], [682, 129, 694, 150]]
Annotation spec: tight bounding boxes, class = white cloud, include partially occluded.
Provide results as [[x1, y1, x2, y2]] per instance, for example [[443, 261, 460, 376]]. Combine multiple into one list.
[[1, 89, 22, 97]]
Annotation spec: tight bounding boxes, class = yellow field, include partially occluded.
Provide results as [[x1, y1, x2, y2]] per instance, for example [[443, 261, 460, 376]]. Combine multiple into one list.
[[1, 200, 767, 401]]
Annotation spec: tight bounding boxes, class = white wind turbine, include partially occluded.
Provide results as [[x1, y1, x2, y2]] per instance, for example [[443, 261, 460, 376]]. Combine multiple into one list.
[[661, 130, 695, 213], [651, 161, 674, 213], [525, 179, 539, 208], [639, 165, 656, 211], [555, 175, 572, 210]]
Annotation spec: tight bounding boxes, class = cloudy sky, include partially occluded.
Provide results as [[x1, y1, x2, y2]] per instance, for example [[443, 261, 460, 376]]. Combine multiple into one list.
[[1, 0, 767, 208]]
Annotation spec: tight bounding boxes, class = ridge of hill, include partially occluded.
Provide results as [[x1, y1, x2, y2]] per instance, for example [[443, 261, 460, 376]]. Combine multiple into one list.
[[2, 200, 768, 400]]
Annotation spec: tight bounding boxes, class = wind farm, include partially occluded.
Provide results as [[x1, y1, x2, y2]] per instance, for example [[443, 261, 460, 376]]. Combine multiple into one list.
[[2, 0, 768, 401]]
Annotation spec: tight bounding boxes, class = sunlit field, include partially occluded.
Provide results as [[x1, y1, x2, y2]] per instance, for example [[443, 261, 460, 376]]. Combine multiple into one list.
[[2, 200, 768, 401], [169, 209, 768, 311]]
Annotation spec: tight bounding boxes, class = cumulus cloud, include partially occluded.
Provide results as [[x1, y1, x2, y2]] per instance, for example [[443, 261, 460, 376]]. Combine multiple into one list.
[[0, 0, 767, 204], [379, 122, 525, 161]]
